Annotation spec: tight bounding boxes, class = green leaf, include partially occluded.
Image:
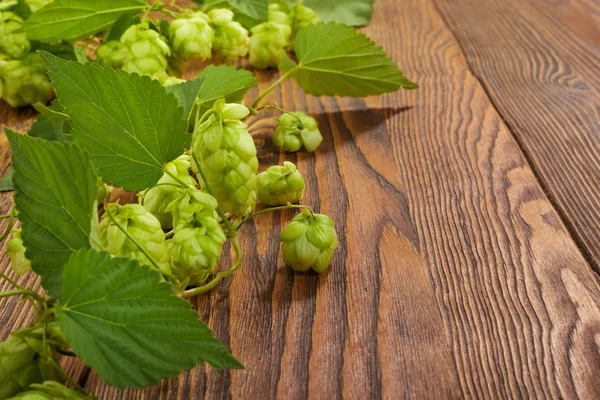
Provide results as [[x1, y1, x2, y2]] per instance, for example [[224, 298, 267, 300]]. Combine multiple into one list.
[[28, 100, 72, 142], [40, 52, 190, 191], [56, 249, 243, 389], [192, 65, 257, 120], [164, 77, 205, 123], [73, 47, 88, 63], [284, 22, 418, 97], [6, 129, 97, 299], [304, 0, 375, 26], [31, 41, 79, 61], [0, 169, 14, 192], [23, 0, 147, 43], [33, 102, 70, 124], [226, 0, 268, 21]]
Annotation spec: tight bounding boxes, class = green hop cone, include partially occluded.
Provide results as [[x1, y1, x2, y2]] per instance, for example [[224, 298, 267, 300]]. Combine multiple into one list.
[[169, 11, 213, 60], [120, 22, 171, 78], [99, 203, 171, 276], [0, 53, 53, 108], [0, 11, 29, 60], [24, 0, 51, 13], [257, 161, 305, 206], [280, 210, 338, 273], [249, 5, 291, 69], [191, 99, 258, 216], [96, 177, 113, 204], [208, 9, 249, 62], [161, 76, 184, 87], [0, 325, 61, 399], [165, 188, 220, 231], [139, 155, 196, 229], [8, 381, 93, 400], [6, 229, 31, 275], [289, 1, 320, 39], [95, 40, 129, 69], [273, 111, 323, 152]]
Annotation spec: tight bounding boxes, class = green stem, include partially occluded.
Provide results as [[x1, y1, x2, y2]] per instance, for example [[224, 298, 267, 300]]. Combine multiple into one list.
[[49, 356, 88, 394], [251, 69, 296, 109], [0, 272, 22, 289], [0, 206, 17, 242], [0, 214, 11, 219], [259, 104, 303, 123], [105, 208, 163, 273], [164, 168, 194, 189], [181, 235, 243, 297], [236, 204, 313, 230], [0, 288, 43, 302], [57, 348, 77, 357]]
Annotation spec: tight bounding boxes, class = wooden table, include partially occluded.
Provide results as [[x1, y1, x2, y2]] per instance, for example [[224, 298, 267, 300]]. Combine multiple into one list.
[[1, 0, 600, 398]]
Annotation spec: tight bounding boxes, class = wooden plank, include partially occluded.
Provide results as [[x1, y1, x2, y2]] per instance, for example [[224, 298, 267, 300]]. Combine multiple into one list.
[[1, 0, 600, 398], [433, 0, 600, 267]]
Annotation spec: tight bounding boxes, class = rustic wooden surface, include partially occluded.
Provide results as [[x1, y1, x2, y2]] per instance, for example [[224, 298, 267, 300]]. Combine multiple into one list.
[[2, 0, 600, 398]]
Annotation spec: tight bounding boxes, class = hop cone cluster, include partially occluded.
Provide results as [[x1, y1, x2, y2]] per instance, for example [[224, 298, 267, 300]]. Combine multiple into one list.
[[166, 189, 226, 286], [0, 53, 53, 108], [0, 325, 61, 399], [280, 210, 338, 273], [273, 112, 323, 152], [8, 381, 92, 400], [6, 229, 31, 275], [169, 11, 214, 60], [249, 4, 292, 69], [99, 203, 171, 276], [257, 162, 305, 206], [191, 99, 258, 216], [120, 22, 171, 78], [289, 1, 320, 39], [0, 11, 29, 60], [139, 155, 196, 230], [208, 9, 249, 62]]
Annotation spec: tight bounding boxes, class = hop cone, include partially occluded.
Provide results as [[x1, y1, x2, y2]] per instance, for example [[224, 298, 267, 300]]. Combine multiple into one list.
[[165, 188, 220, 231], [169, 11, 213, 60], [95, 40, 129, 69], [120, 22, 171, 78], [96, 177, 113, 204], [6, 229, 31, 275], [191, 99, 258, 216], [161, 76, 184, 87], [208, 9, 249, 62], [24, 0, 51, 12], [0, 11, 29, 60], [257, 161, 305, 206], [289, 1, 320, 39], [8, 381, 93, 400], [0, 325, 61, 399], [0, 53, 53, 108], [99, 203, 171, 276], [280, 210, 338, 273], [139, 155, 196, 229], [273, 112, 323, 152], [249, 21, 290, 69]]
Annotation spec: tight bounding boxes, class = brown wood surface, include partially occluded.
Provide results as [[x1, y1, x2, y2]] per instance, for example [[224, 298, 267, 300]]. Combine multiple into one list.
[[2, 0, 600, 398]]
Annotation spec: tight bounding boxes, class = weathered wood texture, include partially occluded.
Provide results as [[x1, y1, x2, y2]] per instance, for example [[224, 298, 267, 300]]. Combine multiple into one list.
[[433, 0, 600, 268], [2, 0, 600, 398]]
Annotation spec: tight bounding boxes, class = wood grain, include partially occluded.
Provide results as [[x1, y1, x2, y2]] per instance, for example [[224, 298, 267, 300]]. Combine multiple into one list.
[[2, 0, 600, 398], [433, 0, 600, 268]]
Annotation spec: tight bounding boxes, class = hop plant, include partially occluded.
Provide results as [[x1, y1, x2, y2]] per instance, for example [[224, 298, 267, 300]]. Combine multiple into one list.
[[165, 188, 220, 231], [208, 9, 249, 62], [99, 203, 171, 276], [0, 325, 61, 399], [280, 210, 338, 273], [161, 76, 184, 87], [0, 53, 53, 108], [257, 161, 305, 206], [6, 230, 31, 275], [0, 11, 29, 60], [24, 0, 51, 13], [191, 99, 259, 216], [120, 22, 171, 78], [95, 40, 129, 69], [139, 155, 196, 230], [169, 11, 214, 60], [96, 177, 113, 204], [249, 5, 291, 69], [8, 381, 93, 400], [289, 1, 320, 39], [268, 3, 291, 27], [273, 112, 323, 152]]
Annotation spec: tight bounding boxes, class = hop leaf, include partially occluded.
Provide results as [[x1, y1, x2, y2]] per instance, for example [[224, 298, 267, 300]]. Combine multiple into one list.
[[273, 111, 323, 152], [280, 210, 338, 273], [208, 9, 249, 62], [120, 22, 171, 78], [0, 11, 30, 59], [169, 12, 214, 60], [6, 229, 31, 275], [257, 161, 305, 206], [0, 53, 53, 108], [191, 100, 259, 216], [7, 381, 93, 400], [98, 203, 171, 276]]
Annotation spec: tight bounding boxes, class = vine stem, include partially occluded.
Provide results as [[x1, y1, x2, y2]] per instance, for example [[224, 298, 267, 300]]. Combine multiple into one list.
[[235, 204, 314, 230], [251, 69, 296, 109], [164, 168, 194, 189], [0, 288, 43, 302], [181, 235, 243, 297], [0, 206, 17, 242], [0, 271, 21, 289]]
